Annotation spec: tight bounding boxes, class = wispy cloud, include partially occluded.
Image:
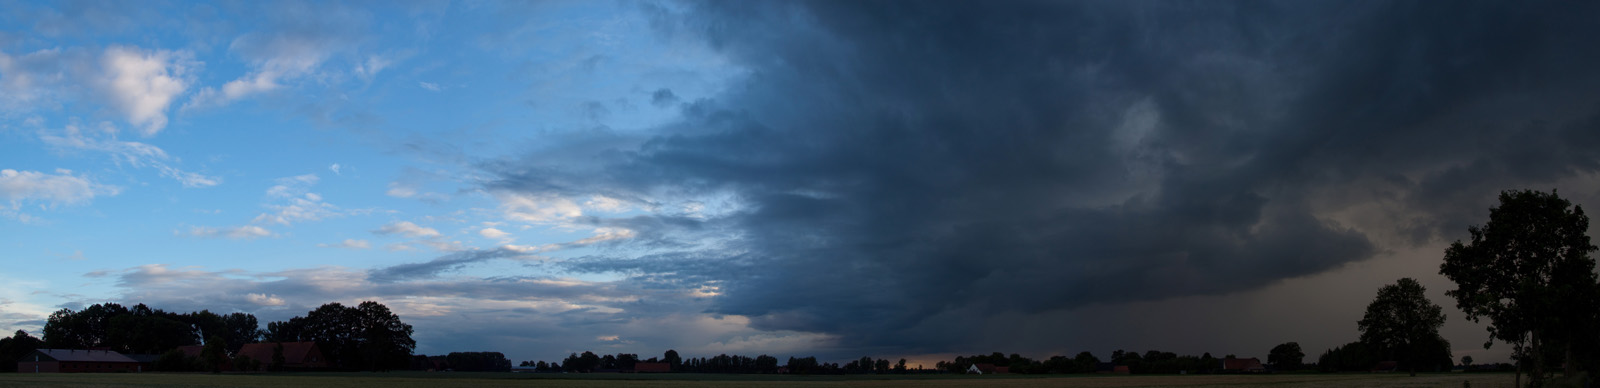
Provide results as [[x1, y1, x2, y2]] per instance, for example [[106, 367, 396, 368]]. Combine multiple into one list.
[[317, 239, 370, 249], [183, 225, 274, 240], [38, 122, 220, 188], [373, 221, 440, 238], [254, 174, 349, 226]]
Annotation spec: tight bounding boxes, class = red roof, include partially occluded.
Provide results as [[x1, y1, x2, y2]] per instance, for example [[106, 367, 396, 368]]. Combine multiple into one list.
[[1223, 358, 1265, 371], [235, 342, 328, 369], [633, 362, 670, 373], [31, 349, 139, 363], [176, 345, 205, 358]]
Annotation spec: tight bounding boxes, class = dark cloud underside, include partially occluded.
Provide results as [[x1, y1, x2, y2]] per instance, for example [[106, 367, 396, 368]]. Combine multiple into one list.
[[484, 0, 1600, 353]]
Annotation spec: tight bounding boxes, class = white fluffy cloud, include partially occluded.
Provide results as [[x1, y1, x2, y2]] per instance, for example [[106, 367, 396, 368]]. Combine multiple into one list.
[[0, 169, 119, 220], [246, 293, 287, 306], [1, 46, 193, 134], [99, 46, 191, 136], [478, 227, 509, 239], [495, 191, 583, 224]]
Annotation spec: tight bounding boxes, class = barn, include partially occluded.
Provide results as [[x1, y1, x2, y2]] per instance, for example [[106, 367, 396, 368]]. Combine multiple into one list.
[[1222, 357, 1267, 373], [16, 349, 143, 373], [234, 341, 329, 370]]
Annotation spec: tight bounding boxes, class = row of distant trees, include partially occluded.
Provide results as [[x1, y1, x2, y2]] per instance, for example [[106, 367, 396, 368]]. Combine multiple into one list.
[[0, 300, 416, 372], [519, 350, 787, 374]]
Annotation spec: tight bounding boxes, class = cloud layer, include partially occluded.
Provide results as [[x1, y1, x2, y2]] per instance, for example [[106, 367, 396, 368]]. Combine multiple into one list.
[[478, 0, 1600, 353]]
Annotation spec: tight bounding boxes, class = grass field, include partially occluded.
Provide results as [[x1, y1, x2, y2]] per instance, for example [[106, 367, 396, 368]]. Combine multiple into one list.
[[0, 372, 1518, 387]]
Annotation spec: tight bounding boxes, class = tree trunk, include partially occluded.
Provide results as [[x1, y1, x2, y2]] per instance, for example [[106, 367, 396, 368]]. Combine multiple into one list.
[[1532, 332, 1546, 388], [1565, 343, 1576, 377]]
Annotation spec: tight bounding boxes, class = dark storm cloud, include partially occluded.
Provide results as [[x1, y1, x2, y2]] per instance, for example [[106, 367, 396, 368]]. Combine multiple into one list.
[[651, 88, 679, 108], [367, 247, 526, 283], [486, 0, 1600, 353]]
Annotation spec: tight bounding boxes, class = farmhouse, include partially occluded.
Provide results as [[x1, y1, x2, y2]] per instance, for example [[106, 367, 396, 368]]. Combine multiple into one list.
[[235, 341, 329, 370], [1222, 357, 1266, 373], [16, 349, 143, 373], [632, 362, 671, 373], [1094, 363, 1131, 374], [176, 345, 234, 371]]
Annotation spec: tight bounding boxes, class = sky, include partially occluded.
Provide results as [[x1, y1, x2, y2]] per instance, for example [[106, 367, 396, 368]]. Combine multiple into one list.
[[4, 0, 1600, 367]]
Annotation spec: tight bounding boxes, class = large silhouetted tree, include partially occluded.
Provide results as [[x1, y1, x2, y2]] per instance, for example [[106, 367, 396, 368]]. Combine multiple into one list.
[[266, 301, 415, 371], [1440, 189, 1599, 387], [1268, 342, 1304, 371], [664, 349, 682, 371], [1359, 278, 1448, 376]]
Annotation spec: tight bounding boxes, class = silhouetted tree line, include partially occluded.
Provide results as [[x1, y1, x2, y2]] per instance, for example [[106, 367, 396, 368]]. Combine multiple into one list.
[[517, 349, 786, 374], [264, 301, 416, 371], [936, 350, 1229, 375], [38, 303, 261, 355], [1315, 339, 1450, 373], [433, 352, 511, 372], [22, 300, 416, 372]]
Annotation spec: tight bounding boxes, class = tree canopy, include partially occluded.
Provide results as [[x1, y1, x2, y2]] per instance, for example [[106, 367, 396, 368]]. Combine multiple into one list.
[[265, 301, 416, 371], [1268, 342, 1304, 371], [1439, 189, 1599, 385], [1358, 277, 1449, 375]]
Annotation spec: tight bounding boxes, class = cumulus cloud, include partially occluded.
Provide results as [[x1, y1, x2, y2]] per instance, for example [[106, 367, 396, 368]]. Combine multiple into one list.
[[184, 225, 274, 239], [0, 168, 119, 220], [0, 168, 116, 208], [479, 227, 510, 240], [494, 191, 583, 224], [246, 293, 286, 306], [476, 0, 1600, 356], [0, 45, 192, 134], [99, 46, 191, 136], [374, 221, 441, 238]]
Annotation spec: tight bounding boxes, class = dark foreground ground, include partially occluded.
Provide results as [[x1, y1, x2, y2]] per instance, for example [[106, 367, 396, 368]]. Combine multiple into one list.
[[0, 371, 1518, 387]]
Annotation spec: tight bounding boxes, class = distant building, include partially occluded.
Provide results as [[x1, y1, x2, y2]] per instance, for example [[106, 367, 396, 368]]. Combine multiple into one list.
[[1222, 357, 1266, 373], [235, 342, 329, 370], [632, 362, 670, 373], [1094, 363, 1130, 374], [17, 349, 143, 373], [968, 363, 1008, 374], [1371, 361, 1398, 373], [176, 345, 234, 371]]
